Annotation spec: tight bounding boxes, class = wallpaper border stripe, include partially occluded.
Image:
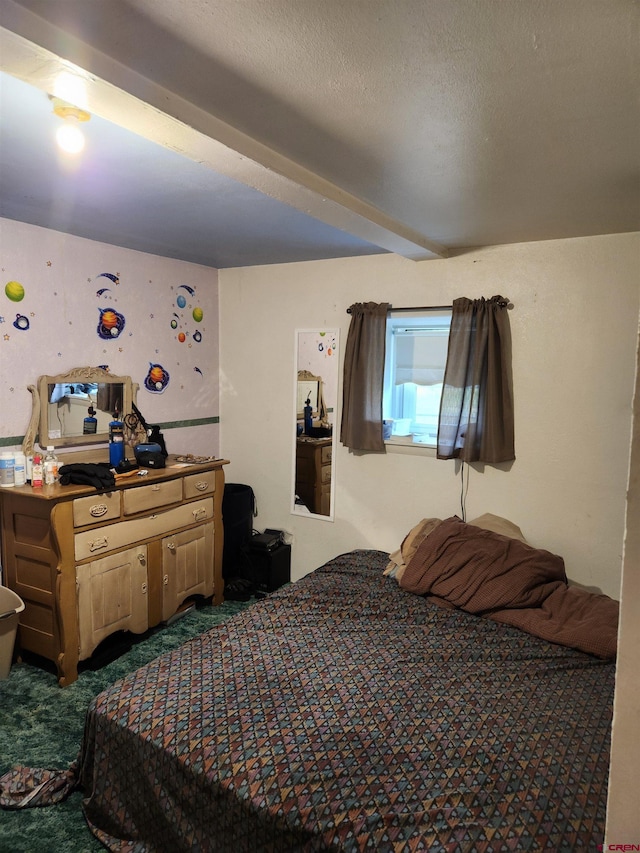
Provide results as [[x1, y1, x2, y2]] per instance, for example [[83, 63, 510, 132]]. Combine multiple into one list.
[[0, 417, 219, 448]]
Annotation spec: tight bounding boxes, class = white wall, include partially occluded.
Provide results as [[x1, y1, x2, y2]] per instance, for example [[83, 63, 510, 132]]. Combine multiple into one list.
[[0, 218, 220, 459], [219, 233, 640, 598], [606, 310, 640, 842]]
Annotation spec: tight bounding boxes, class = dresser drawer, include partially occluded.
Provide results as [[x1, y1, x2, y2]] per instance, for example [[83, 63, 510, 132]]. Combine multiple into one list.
[[183, 471, 216, 500], [321, 444, 332, 465], [122, 478, 183, 515], [73, 492, 121, 528], [75, 497, 214, 561]]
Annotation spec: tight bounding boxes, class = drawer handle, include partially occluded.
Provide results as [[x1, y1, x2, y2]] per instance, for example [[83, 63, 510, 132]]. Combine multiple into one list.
[[141, 582, 148, 594], [137, 553, 146, 564], [194, 480, 209, 492], [163, 574, 169, 586], [88, 536, 109, 553], [192, 507, 207, 521], [167, 541, 176, 552], [89, 503, 109, 518], [151, 484, 161, 492]]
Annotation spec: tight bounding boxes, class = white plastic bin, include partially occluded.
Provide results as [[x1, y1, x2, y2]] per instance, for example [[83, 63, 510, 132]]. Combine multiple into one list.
[[0, 586, 24, 678]]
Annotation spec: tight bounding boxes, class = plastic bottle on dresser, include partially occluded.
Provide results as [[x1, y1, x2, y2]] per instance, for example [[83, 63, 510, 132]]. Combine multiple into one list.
[[13, 452, 26, 486], [0, 452, 15, 487], [44, 446, 59, 485], [32, 453, 43, 488]]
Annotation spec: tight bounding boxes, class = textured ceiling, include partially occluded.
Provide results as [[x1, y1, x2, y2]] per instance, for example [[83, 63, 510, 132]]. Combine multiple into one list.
[[0, 71, 385, 268], [1, 0, 638, 268]]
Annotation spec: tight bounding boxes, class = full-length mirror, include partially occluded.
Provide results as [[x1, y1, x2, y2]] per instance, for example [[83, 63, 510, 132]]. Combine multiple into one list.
[[292, 330, 339, 520], [24, 367, 136, 452]]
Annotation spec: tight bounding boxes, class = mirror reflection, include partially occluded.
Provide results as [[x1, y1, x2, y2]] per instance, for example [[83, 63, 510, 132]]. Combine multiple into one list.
[[296, 373, 321, 423], [292, 330, 339, 519], [46, 382, 124, 439], [30, 367, 135, 450]]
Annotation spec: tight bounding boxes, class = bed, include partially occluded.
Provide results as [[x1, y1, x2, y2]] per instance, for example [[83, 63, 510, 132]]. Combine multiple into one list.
[[2, 517, 618, 851]]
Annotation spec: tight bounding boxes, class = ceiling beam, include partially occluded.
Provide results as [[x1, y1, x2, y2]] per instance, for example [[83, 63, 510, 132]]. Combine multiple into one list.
[[0, 6, 447, 261]]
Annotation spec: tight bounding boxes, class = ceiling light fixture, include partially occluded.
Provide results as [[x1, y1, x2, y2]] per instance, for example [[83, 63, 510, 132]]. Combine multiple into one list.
[[50, 96, 90, 154]]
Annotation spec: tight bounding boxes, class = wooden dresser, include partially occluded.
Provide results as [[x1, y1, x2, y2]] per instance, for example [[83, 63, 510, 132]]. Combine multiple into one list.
[[0, 456, 228, 685], [295, 437, 332, 516]]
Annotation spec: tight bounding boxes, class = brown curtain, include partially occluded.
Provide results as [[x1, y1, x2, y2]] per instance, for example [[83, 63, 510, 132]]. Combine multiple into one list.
[[437, 295, 515, 463], [340, 301, 389, 452]]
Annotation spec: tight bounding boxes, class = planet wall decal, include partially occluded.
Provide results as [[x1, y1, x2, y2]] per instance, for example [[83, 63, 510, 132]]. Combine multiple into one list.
[[5, 281, 25, 302], [97, 307, 126, 340], [144, 363, 170, 393]]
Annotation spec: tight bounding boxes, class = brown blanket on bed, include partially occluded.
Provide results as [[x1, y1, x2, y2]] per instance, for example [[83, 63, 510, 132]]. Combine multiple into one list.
[[400, 516, 618, 659]]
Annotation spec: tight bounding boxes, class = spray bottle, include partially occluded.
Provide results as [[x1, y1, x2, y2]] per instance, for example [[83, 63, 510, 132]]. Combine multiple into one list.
[[31, 453, 43, 488]]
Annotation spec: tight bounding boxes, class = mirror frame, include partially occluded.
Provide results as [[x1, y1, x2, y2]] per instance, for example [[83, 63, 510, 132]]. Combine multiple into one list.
[[291, 329, 339, 522], [23, 367, 136, 453]]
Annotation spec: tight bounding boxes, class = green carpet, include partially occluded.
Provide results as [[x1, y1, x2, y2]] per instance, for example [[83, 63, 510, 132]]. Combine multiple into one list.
[[0, 598, 252, 853]]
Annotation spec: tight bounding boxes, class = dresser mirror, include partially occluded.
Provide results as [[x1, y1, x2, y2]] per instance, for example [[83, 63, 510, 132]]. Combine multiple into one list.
[[296, 373, 321, 420], [292, 329, 339, 521], [22, 367, 137, 454]]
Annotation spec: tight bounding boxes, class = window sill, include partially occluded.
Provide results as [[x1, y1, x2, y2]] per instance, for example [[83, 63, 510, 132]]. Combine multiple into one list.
[[384, 436, 437, 457]]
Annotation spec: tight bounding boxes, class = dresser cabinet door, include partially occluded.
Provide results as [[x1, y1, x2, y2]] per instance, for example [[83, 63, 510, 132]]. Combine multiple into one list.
[[76, 545, 149, 660], [161, 522, 214, 621]]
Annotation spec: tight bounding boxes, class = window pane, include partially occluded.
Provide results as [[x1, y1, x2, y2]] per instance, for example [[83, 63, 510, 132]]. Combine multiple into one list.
[[415, 383, 443, 425], [383, 311, 451, 446]]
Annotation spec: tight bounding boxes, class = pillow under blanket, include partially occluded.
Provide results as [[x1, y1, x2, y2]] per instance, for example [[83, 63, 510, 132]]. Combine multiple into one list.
[[400, 515, 619, 659], [385, 513, 529, 583], [384, 518, 442, 581]]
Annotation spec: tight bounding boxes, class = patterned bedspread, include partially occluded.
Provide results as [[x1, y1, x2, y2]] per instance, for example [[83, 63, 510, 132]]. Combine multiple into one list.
[[77, 550, 614, 851]]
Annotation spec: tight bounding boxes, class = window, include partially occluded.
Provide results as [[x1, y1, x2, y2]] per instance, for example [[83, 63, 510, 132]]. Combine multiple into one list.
[[382, 309, 452, 447]]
